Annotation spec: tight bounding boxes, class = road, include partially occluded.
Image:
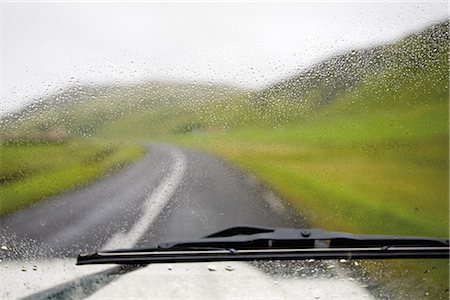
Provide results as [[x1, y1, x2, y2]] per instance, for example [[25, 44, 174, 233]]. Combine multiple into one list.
[[0, 143, 306, 259]]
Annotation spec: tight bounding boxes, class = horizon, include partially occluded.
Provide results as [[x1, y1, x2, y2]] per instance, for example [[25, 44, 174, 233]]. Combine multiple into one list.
[[1, 1, 448, 115]]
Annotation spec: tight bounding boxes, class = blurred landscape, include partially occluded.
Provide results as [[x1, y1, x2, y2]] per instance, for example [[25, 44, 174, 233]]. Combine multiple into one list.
[[1, 20, 448, 297]]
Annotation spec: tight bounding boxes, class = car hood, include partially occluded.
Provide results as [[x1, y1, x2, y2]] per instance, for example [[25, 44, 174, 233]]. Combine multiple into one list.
[[1, 259, 375, 299]]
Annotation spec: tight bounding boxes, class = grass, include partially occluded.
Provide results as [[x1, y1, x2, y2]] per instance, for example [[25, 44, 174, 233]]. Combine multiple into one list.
[[0, 139, 144, 216], [166, 108, 448, 298], [360, 259, 449, 299], [171, 123, 448, 237]]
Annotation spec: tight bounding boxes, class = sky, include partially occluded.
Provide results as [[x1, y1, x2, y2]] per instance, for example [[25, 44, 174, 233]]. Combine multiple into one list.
[[1, 1, 448, 114]]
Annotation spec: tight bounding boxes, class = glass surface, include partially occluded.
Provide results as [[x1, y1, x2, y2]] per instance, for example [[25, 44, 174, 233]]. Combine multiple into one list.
[[0, 1, 448, 299]]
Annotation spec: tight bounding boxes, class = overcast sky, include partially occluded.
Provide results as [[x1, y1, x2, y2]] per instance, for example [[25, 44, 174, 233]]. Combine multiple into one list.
[[1, 1, 448, 114]]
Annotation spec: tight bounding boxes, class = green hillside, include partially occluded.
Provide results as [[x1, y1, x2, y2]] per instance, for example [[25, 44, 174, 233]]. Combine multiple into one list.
[[257, 21, 448, 118], [1, 82, 249, 141]]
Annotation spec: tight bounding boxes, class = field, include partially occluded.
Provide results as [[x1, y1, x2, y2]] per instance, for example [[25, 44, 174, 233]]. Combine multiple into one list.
[[170, 99, 448, 238], [0, 139, 144, 216]]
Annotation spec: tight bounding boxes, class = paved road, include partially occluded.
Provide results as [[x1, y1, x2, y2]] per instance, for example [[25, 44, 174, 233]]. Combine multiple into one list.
[[0, 143, 306, 259]]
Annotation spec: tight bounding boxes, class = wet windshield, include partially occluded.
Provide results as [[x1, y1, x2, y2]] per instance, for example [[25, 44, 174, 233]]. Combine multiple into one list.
[[1, 1, 448, 299]]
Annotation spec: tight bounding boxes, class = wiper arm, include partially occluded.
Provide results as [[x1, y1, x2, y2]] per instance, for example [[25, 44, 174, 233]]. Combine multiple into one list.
[[77, 226, 449, 265]]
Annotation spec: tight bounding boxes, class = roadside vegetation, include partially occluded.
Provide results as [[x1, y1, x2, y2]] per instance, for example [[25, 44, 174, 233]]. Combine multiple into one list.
[[0, 139, 144, 216], [1, 21, 448, 298]]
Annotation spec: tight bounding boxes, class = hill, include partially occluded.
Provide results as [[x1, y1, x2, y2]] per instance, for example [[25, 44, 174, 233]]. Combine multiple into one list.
[[2, 21, 447, 141], [256, 21, 448, 120], [1, 82, 250, 140]]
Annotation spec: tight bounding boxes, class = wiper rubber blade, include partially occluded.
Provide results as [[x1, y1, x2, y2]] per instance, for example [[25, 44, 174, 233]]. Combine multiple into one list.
[[77, 226, 449, 265]]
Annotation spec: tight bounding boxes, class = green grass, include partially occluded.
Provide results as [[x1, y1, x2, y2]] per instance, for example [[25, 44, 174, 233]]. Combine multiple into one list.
[[166, 107, 448, 298], [171, 123, 448, 237], [0, 139, 144, 216]]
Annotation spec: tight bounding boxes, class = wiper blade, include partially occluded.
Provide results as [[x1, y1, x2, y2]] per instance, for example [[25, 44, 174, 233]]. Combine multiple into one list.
[[77, 226, 449, 265]]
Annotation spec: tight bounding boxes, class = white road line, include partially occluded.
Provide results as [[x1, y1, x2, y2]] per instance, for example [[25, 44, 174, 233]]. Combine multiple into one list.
[[262, 190, 286, 214], [102, 147, 187, 250]]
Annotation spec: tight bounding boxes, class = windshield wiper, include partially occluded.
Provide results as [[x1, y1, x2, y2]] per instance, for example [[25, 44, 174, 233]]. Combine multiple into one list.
[[77, 226, 449, 265]]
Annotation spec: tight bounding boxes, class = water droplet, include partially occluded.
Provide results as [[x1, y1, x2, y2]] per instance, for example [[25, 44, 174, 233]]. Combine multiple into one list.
[[208, 265, 217, 271], [225, 266, 235, 271]]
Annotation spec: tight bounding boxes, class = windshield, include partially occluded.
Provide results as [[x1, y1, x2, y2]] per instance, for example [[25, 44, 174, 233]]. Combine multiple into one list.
[[1, 1, 448, 299]]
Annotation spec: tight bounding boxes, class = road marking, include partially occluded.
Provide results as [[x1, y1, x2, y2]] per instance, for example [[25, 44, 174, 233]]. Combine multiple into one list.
[[102, 147, 187, 250], [262, 190, 286, 214]]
